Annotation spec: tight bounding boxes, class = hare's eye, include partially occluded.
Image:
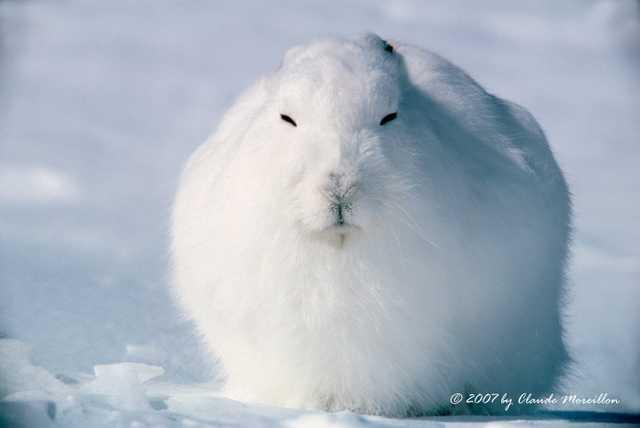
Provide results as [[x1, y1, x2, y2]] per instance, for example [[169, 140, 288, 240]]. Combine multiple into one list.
[[380, 112, 398, 126], [280, 114, 297, 127]]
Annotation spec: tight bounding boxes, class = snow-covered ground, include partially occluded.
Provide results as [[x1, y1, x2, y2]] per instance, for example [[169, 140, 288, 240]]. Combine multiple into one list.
[[0, 0, 639, 426]]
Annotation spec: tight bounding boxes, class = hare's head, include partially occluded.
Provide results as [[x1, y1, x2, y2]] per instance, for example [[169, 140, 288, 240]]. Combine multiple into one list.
[[249, 34, 422, 247]]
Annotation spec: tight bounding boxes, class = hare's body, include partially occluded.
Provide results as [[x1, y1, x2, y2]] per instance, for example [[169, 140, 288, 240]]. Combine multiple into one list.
[[171, 34, 571, 416]]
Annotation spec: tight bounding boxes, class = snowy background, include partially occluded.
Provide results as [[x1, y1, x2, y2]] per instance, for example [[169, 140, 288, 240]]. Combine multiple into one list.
[[0, 0, 639, 426]]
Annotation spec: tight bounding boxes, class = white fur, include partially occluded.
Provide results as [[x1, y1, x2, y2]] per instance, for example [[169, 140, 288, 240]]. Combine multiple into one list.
[[171, 34, 571, 416]]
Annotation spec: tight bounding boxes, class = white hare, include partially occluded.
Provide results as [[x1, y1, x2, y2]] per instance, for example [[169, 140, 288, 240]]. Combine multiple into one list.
[[171, 34, 571, 416]]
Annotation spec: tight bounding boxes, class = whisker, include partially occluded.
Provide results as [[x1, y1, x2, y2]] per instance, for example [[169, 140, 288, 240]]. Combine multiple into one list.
[[365, 195, 439, 250]]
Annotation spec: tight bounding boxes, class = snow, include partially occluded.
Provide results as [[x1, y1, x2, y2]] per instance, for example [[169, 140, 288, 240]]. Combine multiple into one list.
[[0, 339, 638, 426], [0, 0, 639, 426]]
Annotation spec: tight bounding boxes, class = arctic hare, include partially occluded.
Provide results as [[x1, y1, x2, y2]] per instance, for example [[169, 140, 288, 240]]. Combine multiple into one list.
[[171, 34, 571, 416]]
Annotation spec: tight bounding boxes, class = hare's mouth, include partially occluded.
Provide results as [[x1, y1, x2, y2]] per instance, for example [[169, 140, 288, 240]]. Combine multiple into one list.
[[298, 196, 361, 247], [314, 222, 361, 248], [324, 221, 359, 234]]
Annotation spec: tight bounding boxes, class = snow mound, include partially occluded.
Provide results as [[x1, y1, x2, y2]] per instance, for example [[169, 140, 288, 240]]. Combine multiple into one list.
[[1, 339, 638, 427]]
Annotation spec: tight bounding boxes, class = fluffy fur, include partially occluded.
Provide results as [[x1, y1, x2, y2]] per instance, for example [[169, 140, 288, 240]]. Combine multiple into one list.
[[171, 34, 571, 416]]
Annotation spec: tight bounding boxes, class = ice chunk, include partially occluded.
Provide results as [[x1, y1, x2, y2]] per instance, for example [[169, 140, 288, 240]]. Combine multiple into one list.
[[0, 400, 57, 428], [81, 363, 164, 412], [95, 362, 165, 384], [0, 339, 69, 400]]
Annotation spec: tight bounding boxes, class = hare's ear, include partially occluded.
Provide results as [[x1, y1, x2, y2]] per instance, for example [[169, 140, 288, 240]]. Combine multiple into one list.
[[382, 40, 394, 54], [360, 33, 394, 54]]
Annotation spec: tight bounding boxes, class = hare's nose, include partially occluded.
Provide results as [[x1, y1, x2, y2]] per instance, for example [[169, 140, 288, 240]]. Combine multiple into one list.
[[325, 172, 358, 203]]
